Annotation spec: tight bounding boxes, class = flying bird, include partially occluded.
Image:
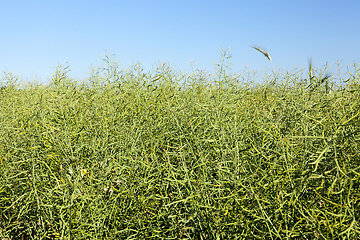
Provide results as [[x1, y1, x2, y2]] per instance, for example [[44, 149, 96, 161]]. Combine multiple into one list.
[[251, 45, 271, 62]]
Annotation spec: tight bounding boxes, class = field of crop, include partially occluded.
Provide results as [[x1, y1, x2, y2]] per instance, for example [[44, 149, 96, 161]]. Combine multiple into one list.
[[1, 53, 359, 239]]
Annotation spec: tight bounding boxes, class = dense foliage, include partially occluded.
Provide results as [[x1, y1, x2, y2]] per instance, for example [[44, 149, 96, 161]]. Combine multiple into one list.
[[1, 54, 359, 239]]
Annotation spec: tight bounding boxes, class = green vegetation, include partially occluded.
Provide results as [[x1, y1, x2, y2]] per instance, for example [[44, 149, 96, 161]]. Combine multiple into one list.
[[1, 51, 359, 239]]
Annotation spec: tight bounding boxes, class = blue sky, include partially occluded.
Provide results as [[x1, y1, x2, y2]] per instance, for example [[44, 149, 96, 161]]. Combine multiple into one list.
[[1, 0, 359, 85]]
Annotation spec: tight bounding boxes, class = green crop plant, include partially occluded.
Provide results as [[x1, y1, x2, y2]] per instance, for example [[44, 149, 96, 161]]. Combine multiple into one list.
[[0, 51, 359, 239]]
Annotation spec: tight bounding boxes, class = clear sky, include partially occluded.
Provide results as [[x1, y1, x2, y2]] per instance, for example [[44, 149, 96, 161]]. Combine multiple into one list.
[[1, 0, 359, 85]]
